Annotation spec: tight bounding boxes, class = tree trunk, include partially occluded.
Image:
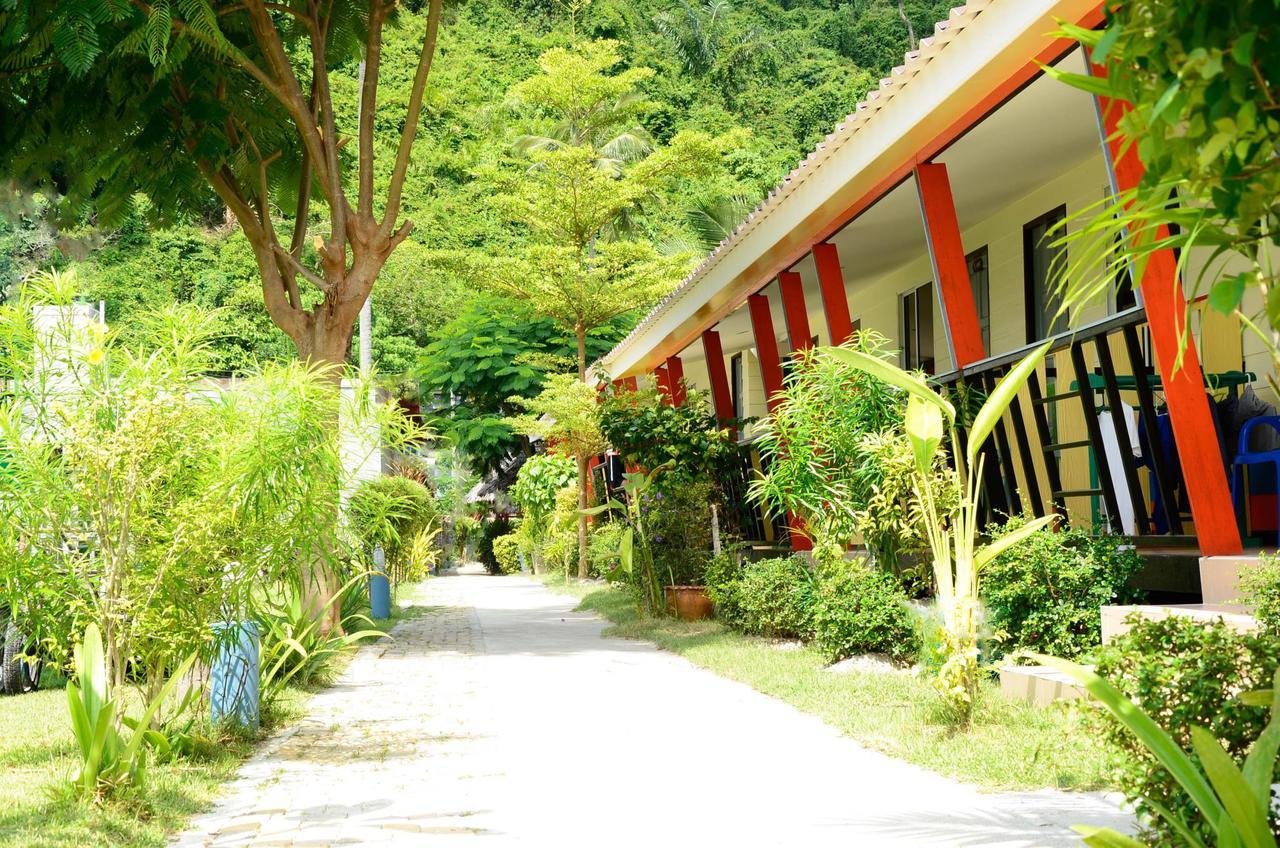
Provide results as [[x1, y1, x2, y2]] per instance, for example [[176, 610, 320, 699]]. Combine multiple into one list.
[[575, 328, 590, 580]]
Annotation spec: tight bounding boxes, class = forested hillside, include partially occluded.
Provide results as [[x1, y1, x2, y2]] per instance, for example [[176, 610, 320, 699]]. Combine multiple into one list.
[[1, 0, 950, 469]]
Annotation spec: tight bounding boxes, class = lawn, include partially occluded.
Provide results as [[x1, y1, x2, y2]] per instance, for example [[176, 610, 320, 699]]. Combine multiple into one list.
[[0, 582, 429, 848], [539, 574, 1111, 792]]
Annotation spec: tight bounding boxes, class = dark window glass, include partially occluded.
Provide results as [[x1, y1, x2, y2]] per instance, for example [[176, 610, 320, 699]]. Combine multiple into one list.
[[730, 352, 743, 420], [967, 245, 990, 352], [900, 282, 935, 374], [1024, 206, 1067, 343]]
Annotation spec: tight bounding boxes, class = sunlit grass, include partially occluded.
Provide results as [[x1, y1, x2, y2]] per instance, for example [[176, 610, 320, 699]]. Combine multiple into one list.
[[539, 574, 1109, 792]]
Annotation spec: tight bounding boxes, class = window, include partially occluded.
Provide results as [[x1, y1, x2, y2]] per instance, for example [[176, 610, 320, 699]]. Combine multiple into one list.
[[730, 352, 744, 420], [1024, 206, 1067, 343], [899, 282, 935, 373], [967, 245, 990, 352]]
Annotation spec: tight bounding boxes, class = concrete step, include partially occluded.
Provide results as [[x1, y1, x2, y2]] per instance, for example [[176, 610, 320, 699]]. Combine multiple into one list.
[[1101, 603, 1259, 644], [1200, 554, 1266, 605], [998, 665, 1085, 707]]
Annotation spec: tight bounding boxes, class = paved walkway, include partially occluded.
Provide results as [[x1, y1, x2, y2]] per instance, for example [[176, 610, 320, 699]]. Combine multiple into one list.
[[174, 570, 1133, 847]]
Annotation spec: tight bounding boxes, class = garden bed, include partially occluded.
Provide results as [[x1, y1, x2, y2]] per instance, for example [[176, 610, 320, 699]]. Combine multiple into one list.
[[0, 585, 427, 848], [539, 575, 1109, 792]]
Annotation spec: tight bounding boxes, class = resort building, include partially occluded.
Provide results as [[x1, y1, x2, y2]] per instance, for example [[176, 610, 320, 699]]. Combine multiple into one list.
[[596, 0, 1274, 596]]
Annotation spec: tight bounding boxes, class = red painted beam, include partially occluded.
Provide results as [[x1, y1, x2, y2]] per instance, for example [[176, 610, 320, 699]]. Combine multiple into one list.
[[653, 365, 673, 406], [747, 293, 785, 414], [701, 330, 735, 434], [812, 243, 855, 346], [914, 162, 986, 367], [778, 271, 813, 353], [664, 355, 687, 406], [1095, 82, 1242, 556]]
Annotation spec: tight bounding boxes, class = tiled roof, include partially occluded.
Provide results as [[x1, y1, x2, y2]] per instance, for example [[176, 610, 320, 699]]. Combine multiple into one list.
[[600, 2, 988, 373]]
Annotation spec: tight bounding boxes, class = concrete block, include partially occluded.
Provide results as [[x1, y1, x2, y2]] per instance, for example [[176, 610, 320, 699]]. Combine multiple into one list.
[[998, 665, 1084, 707], [1102, 604, 1259, 644], [1199, 555, 1264, 605]]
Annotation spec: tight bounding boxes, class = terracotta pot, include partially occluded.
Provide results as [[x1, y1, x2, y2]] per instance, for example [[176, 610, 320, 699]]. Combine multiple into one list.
[[664, 585, 713, 621]]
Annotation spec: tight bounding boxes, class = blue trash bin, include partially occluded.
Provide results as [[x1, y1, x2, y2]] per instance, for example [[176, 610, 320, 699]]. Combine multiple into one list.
[[369, 546, 391, 619], [210, 621, 260, 731]]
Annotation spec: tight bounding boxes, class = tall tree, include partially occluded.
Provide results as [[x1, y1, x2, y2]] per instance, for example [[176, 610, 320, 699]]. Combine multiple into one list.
[[2, 0, 448, 629], [465, 39, 725, 578], [0, 0, 443, 368]]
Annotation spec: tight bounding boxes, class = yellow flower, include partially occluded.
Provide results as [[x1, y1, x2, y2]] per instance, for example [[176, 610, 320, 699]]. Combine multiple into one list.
[[86, 348, 105, 366]]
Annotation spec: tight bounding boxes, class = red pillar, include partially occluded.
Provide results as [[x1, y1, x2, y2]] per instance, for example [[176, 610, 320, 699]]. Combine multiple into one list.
[[653, 365, 673, 406], [664, 355, 687, 406], [747, 291, 810, 550], [702, 329, 735, 434], [914, 162, 987, 367], [622, 376, 638, 392], [1096, 88, 1243, 556], [747, 293, 786, 414], [778, 271, 813, 354], [812, 243, 856, 345]]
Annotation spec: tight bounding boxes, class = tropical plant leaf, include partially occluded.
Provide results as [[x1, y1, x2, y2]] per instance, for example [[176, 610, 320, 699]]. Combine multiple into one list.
[[1189, 726, 1271, 848], [1072, 825, 1146, 848], [822, 347, 954, 419], [966, 342, 1050, 468], [974, 514, 1057, 572]]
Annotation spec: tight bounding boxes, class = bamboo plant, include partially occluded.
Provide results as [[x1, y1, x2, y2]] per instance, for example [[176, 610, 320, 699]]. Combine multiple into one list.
[[825, 342, 1056, 720]]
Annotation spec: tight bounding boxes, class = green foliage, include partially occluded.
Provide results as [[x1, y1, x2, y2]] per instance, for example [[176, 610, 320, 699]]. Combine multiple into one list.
[[493, 532, 524, 574], [1081, 617, 1280, 846], [715, 555, 816, 639], [511, 453, 577, 545], [255, 579, 385, 707], [703, 549, 746, 624], [981, 519, 1144, 661], [1240, 553, 1280, 632], [643, 479, 715, 587], [811, 560, 916, 662], [750, 331, 923, 562], [477, 516, 513, 575], [580, 465, 666, 613], [346, 475, 440, 585], [1048, 3, 1280, 358], [508, 372, 607, 460], [0, 270, 424, 695], [598, 385, 740, 484], [587, 521, 626, 578], [417, 297, 625, 475], [66, 624, 195, 800], [825, 341, 1053, 722]]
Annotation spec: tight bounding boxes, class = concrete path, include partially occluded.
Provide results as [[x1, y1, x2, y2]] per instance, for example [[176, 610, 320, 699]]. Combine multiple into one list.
[[173, 570, 1133, 847]]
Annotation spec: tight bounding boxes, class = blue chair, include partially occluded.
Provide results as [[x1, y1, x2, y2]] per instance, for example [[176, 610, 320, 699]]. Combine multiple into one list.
[[1231, 415, 1280, 534]]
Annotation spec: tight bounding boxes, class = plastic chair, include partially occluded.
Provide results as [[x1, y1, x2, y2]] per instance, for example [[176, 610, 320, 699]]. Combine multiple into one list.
[[1231, 415, 1280, 532]]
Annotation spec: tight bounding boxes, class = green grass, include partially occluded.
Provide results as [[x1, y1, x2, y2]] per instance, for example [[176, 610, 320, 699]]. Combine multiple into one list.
[[0, 580, 429, 848], [538, 574, 1110, 792]]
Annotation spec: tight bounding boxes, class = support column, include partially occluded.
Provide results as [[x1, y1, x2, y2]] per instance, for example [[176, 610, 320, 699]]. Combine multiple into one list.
[[1095, 89, 1243, 555], [653, 365, 673, 406], [812, 243, 856, 345], [664, 355, 687, 407], [701, 330, 735, 434], [747, 293, 786, 413], [778, 271, 813, 354], [914, 162, 987, 367], [747, 291, 810, 550]]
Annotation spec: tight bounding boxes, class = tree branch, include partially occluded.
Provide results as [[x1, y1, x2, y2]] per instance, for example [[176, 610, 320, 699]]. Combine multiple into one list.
[[381, 0, 442, 236], [357, 0, 386, 218], [273, 243, 330, 291]]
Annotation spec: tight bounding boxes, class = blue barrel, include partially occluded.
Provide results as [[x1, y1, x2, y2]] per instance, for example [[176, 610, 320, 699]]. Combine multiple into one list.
[[369, 547, 391, 619], [210, 621, 259, 731]]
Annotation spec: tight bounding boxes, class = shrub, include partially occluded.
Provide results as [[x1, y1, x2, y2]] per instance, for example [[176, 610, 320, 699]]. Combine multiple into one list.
[[476, 516, 512, 575], [1087, 616, 1280, 846], [722, 555, 816, 638], [347, 475, 439, 585], [645, 480, 714, 586], [704, 549, 745, 623], [587, 521, 626, 578], [981, 519, 1144, 661], [493, 533, 522, 574], [1239, 552, 1280, 631], [811, 560, 916, 662]]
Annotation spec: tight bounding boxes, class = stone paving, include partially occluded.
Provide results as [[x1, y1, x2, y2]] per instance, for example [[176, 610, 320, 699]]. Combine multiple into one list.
[[173, 568, 1133, 847]]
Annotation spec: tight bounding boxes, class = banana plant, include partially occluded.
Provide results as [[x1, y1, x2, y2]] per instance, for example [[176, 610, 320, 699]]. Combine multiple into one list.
[[1037, 656, 1280, 848], [825, 343, 1055, 719], [581, 464, 668, 614], [66, 623, 196, 798]]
